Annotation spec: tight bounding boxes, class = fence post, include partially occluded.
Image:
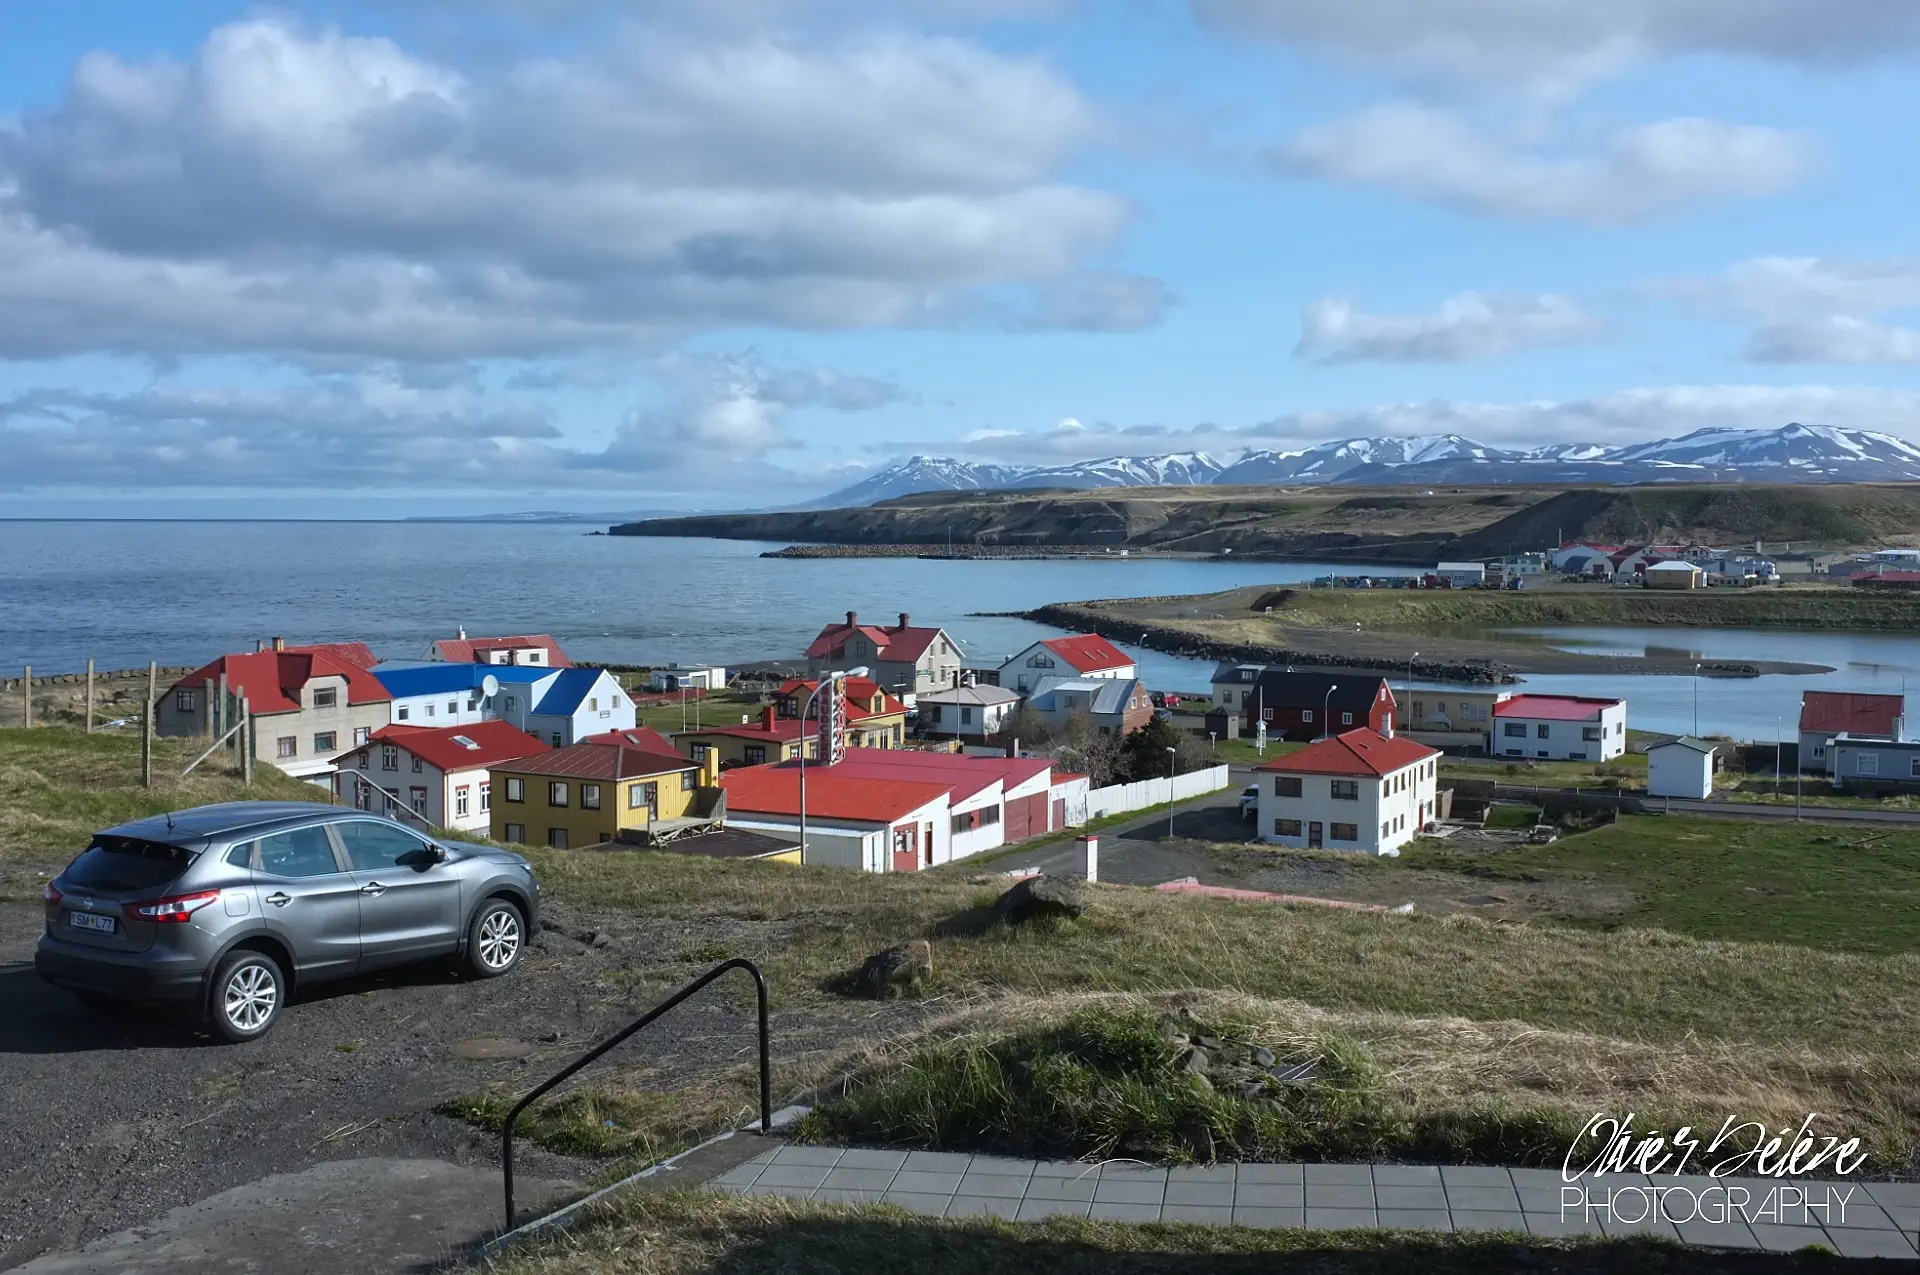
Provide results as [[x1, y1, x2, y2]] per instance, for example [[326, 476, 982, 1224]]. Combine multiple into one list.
[[242, 697, 254, 787], [142, 662, 156, 788], [21, 665, 29, 729], [85, 659, 95, 734]]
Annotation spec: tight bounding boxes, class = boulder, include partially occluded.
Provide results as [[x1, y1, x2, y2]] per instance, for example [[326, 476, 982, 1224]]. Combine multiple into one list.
[[993, 874, 1089, 925], [853, 940, 933, 999]]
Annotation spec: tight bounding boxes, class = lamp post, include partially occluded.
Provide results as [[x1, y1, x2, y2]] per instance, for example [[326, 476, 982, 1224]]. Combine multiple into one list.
[[798, 665, 868, 867], [1322, 683, 1339, 741], [1775, 714, 1782, 791], [1165, 745, 1178, 839], [1404, 651, 1419, 731], [1692, 662, 1701, 737]]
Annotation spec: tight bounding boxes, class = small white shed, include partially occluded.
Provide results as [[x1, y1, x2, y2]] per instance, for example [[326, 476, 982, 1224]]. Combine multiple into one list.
[[1646, 736, 1716, 800], [1436, 561, 1487, 588]]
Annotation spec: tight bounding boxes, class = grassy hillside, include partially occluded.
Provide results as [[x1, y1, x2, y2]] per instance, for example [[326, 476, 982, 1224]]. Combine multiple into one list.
[[615, 482, 1920, 559]]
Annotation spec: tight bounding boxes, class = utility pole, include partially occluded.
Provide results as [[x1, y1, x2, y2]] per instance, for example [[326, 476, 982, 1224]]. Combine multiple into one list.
[[1166, 746, 1178, 840], [85, 659, 95, 734], [142, 662, 157, 788], [21, 665, 29, 729], [241, 696, 254, 786]]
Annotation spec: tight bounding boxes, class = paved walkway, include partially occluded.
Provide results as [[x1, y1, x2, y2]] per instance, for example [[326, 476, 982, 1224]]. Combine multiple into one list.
[[715, 1146, 1920, 1260]]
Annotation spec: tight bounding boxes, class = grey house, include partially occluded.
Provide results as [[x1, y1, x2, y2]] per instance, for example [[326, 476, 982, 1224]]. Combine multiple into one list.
[[1829, 734, 1920, 792]]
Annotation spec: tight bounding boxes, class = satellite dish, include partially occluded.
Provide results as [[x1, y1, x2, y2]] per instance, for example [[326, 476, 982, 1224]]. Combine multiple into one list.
[[482, 674, 500, 698]]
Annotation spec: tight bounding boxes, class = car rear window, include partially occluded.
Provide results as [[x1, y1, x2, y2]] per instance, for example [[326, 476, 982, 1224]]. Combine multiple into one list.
[[63, 837, 197, 891]]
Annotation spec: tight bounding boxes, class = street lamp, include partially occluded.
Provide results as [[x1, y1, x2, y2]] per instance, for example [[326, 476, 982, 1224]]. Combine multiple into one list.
[[798, 665, 868, 867], [1404, 651, 1419, 731], [1322, 683, 1339, 741], [1692, 662, 1701, 737], [1165, 745, 1178, 839]]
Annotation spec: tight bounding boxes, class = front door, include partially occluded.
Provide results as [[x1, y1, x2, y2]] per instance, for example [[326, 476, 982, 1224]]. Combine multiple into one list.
[[330, 819, 463, 969], [1308, 821, 1323, 849], [891, 825, 918, 873], [251, 824, 362, 981]]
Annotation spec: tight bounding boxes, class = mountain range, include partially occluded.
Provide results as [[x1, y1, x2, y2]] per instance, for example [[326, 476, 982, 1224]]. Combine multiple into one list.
[[814, 424, 1920, 507]]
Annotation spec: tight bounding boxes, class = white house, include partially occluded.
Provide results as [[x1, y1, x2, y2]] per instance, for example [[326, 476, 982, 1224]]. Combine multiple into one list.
[[493, 666, 635, 747], [721, 766, 952, 873], [1646, 736, 1716, 800], [370, 662, 502, 728], [1491, 695, 1627, 762], [427, 630, 572, 667], [334, 720, 548, 832], [649, 664, 727, 692], [1000, 635, 1137, 693], [1255, 729, 1440, 857], [1436, 561, 1487, 588], [1211, 662, 1265, 712], [917, 683, 1021, 739]]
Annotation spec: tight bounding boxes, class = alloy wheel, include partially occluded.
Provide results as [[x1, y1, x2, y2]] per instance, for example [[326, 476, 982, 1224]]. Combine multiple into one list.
[[223, 964, 278, 1032], [478, 908, 521, 970]]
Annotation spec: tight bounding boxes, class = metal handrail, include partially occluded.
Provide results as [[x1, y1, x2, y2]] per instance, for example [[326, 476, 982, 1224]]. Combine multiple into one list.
[[501, 957, 771, 1229]]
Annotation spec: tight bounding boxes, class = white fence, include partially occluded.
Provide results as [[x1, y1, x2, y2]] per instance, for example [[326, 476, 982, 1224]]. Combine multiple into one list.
[[1085, 764, 1231, 821]]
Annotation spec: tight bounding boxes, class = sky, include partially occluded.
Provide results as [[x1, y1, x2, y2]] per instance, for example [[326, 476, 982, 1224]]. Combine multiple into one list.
[[5, 0, 1920, 517]]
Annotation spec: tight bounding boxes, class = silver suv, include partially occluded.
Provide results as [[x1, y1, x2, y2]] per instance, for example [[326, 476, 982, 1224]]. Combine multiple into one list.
[[36, 802, 540, 1043]]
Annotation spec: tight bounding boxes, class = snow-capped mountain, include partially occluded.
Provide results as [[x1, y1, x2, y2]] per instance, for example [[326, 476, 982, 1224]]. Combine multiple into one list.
[[811, 425, 1920, 507]]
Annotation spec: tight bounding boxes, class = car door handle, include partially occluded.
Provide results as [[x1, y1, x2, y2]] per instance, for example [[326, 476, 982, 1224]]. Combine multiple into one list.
[[267, 892, 291, 908], [360, 881, 386, 897]]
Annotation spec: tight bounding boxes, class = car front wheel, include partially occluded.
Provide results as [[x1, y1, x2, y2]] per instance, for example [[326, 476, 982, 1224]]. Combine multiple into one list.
[[208, 950, 284, 1043], [464, 899, 524, 979]]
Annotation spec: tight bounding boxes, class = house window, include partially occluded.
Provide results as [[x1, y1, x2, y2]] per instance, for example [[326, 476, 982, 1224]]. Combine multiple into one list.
[[1910, 758, 1920, 778], [379, 744, 397, 770], [313, 731, 336, 753], [411, 755, 423, 773], [1273, 818, 1302, 837], [628, 782, 657, 811], [411, 787, 428, 814], [589, 697, 599, 712], [1506, 748, 1523, 757], [550, 733, 563, 748], [1302, 709, 1314, 723], [354, 726, 371, 746], [1583, 727, 1602, 741], [548, 827, 569, 849], [358, 752, 368, 770], [456, 787, 471, 818], [1537, 750, 1550, 759], [276, 736, 297, 759], [1503, 723, 1526, 738], [175, 689, 197, 712], [1341, 712, 1353, 725], [1381, 821, 1391, 840], [504, 823, 525, 844], [505, 695, 518, 710], [446, 700, 458, 715], [425, 703, 436, 718], [1329, 779, 1359, 801], [548, 781, 569, 806], [680, 771, 694, 791], [480, 782, 491, 812], [397, 706, 410, 721], [691, 743, 711, 763], [961, 706, 974, 726], [505, 777, 525, 803], [1568, 752, 1587, 761], [1329, 822, 1358, 842], [1272, 776, 1302, 798], [1857, 753, 1879, 776], [313, 687, 337, 708], [581, 783, 601, 810], [744, 745, 767, 765], [1536, 724, 1551, 739]]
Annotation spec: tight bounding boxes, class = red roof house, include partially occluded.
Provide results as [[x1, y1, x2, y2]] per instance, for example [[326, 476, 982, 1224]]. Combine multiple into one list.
[[1800, 691, 1903, 739], [804, 612, 961, 696], [160, 646, 395, 778], [1491, 695, 1623, 723], [1000, 634, 1137, 691], [582, 725, 678, 753], [429, 630, 573, 667], [1253, 729, 1440, 856], [1255, 729, 1439, 778]]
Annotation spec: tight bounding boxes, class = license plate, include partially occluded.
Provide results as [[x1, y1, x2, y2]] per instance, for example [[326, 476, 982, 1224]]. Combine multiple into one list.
[[69, 911, 117, 934]]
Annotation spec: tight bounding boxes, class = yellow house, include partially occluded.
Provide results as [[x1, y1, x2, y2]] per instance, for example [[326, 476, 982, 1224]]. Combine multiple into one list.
[[491, 739, 701, 849], [675, 707, 820, 770], [777, 677, 909, 750]]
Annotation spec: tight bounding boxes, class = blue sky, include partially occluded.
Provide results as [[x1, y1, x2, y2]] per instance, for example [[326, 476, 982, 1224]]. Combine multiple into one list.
[[5, 0, 1920, 516]]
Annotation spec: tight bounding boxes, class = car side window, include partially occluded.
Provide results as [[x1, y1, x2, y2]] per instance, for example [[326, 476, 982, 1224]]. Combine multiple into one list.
[[334, 820, 432, 872], [227, 844, 257, 869], [256, 826, 344, 878]]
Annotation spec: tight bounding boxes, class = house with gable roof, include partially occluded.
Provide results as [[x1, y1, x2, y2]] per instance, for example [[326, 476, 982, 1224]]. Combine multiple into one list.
[[334, 720, 547, 832], [158, 638, 392, 782], [805, 611, 963, 696], [426, 628, 572, 668], [1255, 729, 1440, 856], [490, 665, 635, 747], [999, 634, 1137, 693], [1799, 691, 1904, 774]]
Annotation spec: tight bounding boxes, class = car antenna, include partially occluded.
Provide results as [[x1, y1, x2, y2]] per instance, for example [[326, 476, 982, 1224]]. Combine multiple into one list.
[[166, 810, 175, 830]]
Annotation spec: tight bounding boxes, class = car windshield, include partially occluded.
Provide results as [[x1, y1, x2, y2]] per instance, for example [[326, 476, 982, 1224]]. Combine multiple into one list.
[[63, 836, 196, 891]]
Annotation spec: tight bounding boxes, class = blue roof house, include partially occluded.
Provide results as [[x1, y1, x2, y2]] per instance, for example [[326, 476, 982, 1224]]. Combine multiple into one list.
[[494, 666, 635, 747], [371, 661, 506, 728]]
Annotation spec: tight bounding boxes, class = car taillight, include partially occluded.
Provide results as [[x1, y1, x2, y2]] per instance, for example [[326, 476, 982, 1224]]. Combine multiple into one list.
[[125, 890, 221, 924], [42, 883, 62, 909]]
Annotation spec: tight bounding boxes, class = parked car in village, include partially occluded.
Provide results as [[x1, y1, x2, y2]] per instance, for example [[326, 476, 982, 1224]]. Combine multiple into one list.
[[1239, 784, 1259, 818], [36, 802, 539, 1042]]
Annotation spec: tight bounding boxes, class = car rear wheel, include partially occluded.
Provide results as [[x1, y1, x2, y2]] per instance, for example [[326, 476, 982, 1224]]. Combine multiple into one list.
[[464, 899, 524, 979], [207, 950, 284, 1043]]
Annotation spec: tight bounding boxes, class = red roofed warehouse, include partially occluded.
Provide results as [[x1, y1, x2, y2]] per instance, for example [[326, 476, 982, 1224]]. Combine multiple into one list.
[[427, 628, 572, 668], [805, 612, 962, 696], [159, 641, 393, 782], [1491, 695, 1627, 762], [1000, 634, 1137, 692], [334, 721, 547, 833], [1799, 691, 1905, 773], [1255, 729, 1440, 856]]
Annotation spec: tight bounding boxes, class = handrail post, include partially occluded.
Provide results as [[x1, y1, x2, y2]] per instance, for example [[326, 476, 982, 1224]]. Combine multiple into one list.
[[502, 957, 771, 1232]]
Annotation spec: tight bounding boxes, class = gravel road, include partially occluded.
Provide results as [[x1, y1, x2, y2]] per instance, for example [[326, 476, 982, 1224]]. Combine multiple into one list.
[[0, 894, 876, 1271]]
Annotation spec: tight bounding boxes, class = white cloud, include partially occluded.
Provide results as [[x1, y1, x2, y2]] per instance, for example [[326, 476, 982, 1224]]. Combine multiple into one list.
[[0, 15, 1156, 363], [1190, 0, 1920, 95], [1655, 256, 1920, 364], [1275, 104, 1813, 223], [1297, 291, 1605, 362]]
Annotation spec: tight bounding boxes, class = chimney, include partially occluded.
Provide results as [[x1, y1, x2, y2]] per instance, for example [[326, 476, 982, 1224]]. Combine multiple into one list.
[[254, 639, 264, 654], [700, 748, 720, 788], [272, 635, 285, 652], [897, 612, 910, 630], [845, 611, 857, 628], [458, 626, 467, 641], [761, 706, 777, 732]]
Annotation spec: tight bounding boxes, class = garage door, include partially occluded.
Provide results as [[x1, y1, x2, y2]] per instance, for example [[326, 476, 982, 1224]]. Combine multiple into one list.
[[1004, 797, 1031, 841]]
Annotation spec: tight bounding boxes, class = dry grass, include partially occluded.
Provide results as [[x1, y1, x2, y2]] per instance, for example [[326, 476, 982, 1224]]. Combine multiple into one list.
[[481, 1190, 1839, 1275], [795, 992, 1920, 1173], [0, 727, 328, 883]]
